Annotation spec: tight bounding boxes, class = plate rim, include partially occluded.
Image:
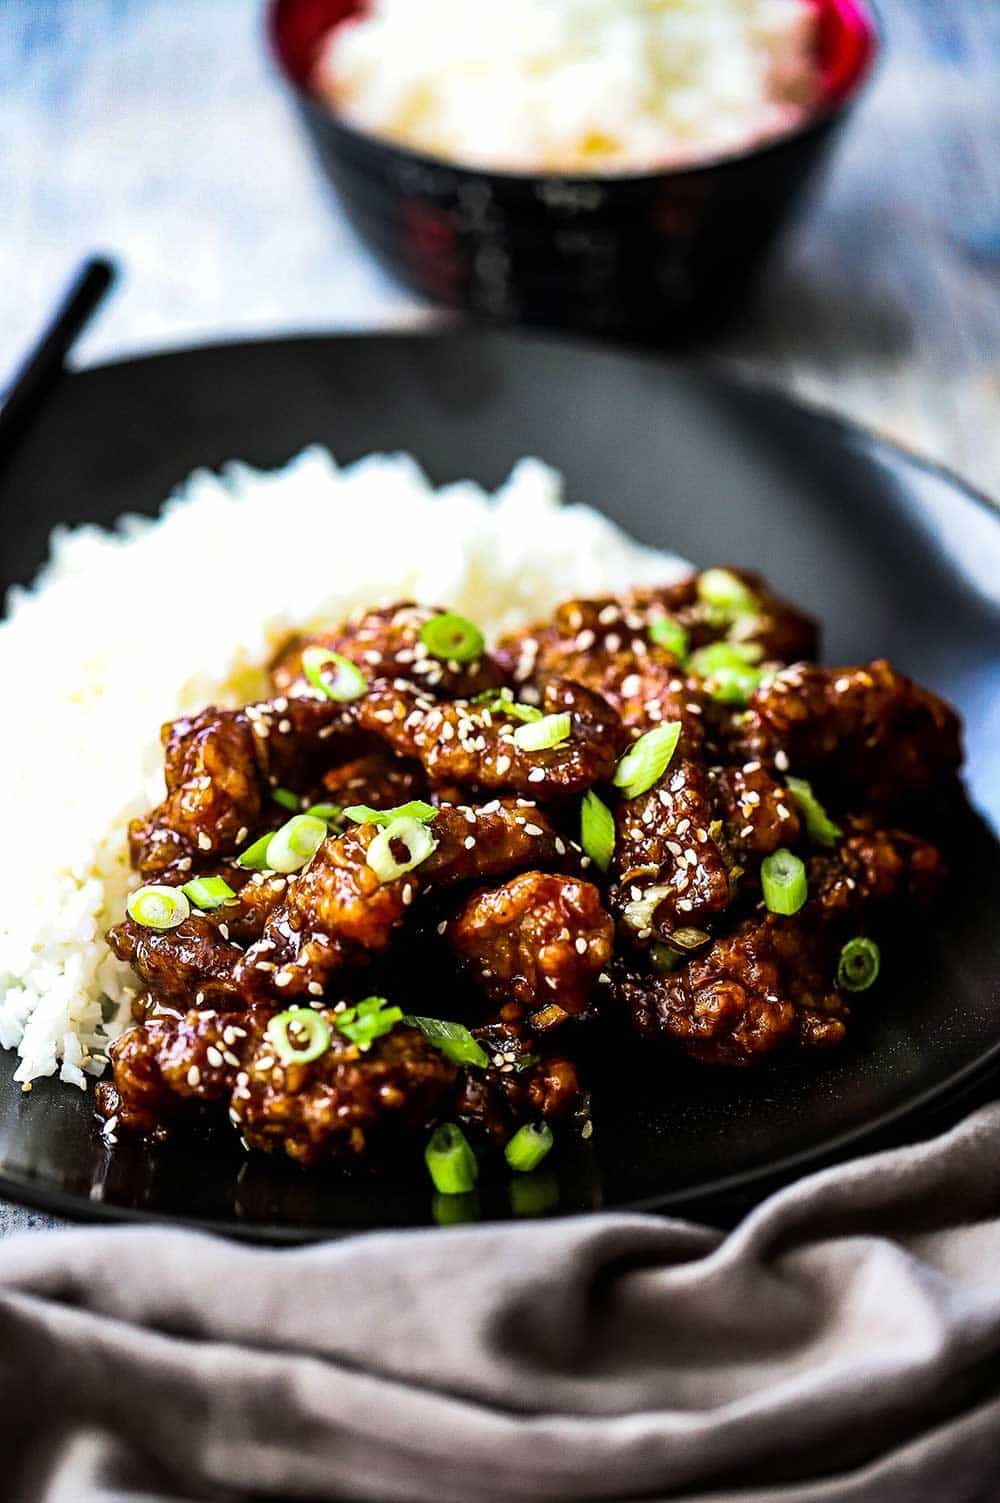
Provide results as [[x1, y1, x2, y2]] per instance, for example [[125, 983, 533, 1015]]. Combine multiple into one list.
[[2, 325, 997, 1238]]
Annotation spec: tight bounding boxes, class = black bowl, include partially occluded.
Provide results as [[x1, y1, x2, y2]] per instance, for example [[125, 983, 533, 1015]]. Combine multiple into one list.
[[267, 0, 879, 339]]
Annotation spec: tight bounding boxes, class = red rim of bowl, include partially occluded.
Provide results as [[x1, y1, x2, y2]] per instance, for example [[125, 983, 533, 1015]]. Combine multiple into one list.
[[267, 0, 881, 184]]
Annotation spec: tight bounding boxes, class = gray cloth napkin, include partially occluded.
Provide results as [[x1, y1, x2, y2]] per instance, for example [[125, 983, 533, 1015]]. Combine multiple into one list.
[[2, 1104, 1000, 1503]]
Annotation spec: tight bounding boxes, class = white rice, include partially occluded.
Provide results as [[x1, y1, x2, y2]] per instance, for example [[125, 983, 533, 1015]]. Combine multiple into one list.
[[0, 447, 687, 1091], [316, 0, 821, 174]]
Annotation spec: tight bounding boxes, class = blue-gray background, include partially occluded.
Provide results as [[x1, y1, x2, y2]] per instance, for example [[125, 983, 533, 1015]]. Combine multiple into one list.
[[0, 0, 998, 1232]]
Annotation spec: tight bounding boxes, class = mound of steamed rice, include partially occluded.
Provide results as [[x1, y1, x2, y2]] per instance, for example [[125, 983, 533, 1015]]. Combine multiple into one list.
[[0, 448, 687, 1091]]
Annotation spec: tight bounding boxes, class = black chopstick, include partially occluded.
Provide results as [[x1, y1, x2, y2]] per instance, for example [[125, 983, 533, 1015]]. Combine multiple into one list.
[[0, 256, 117, 460]]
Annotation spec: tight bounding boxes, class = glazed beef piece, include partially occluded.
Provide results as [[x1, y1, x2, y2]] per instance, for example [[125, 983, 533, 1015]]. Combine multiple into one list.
[[456, 1012, 583, 1142], [734, 660, 962, 805], [97, 1007, 258, 1134], [235, 800, 563, 1000], [357, 677, 625, 799], [630, 569, 819, 664], [613, 818, 947, 1067], [129, 696, 356, 878], [613, 914, 848, 1067], [231, 1018, 458, 1167], [271, 602, 507, 701], [107, 913, 247, 1009], [710, 762, 802, 860], [611, 756, 732, 940], [808, 822, 948, 916], [320, 747, 427, 811], [498, 596, 709, 741], [498, 568, 817, 725], [448, 873, 613, 1030]]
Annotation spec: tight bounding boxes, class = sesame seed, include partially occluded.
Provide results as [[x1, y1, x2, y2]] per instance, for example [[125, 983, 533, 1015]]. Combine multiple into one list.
[[528, 767, 546, 783], [463, 835, 476, 850], [437, 920, 448, 936], [555, 837, 566, 855], [402, 883, 414, 904], [308, 981, 324, 996], [206, 1046, 223, 1068], [574, 937, 588, 955], [775, 749, 789, 771], [197, 832, 212, 851], [776, 803, 791, 819], [223, 1050, 241, 1068], [186, 1065, 201, 1088], [523, 823, 544, 837]]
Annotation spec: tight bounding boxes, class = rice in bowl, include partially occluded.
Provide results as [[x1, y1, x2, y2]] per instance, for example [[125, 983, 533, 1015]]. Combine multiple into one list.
[[0, 448, 687, 1091]]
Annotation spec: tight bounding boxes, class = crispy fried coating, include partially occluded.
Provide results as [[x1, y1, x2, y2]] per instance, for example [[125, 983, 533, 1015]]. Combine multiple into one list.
[[358, 677, 625, 799], [449, 873, 613, 1027], [271, 602, 507, 700], [735, 660, 962, 804]]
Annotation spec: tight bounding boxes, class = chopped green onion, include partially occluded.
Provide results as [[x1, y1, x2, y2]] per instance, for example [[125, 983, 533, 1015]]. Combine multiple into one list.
[[786, 776, 842, 847], [837, 937, 881, 992], [236, 832, 274, 870], [126, 884, 190, 930], [761, 848, 808, 915], [304, 802, 343, 826], [662, 927, 711, 953], [425, 1122, 478, 1195], [271, 787, 301, 812], [689, 641, 763, 674], [403, 1015, 489, 1068], [512, 712, 571, 753], [180, 875, 236, 911], [366, 815, 438, 883], [705, 663, 763, 707], [650, 942, 685, 973], [472, 687, 542, 724], [505, 1121, 554, 1173], [580, 790, 615, 872], [697, 568, 758, 616], [420, 613, 485, 664], [301, 646, 367, 703], [343, 800, 438, 826], [266, 814, 328, 874], [266, 1007, 331, 1066], [613, 721, 682, 801], [336, 995, 403, 1049], [648, 615, 689, 661]]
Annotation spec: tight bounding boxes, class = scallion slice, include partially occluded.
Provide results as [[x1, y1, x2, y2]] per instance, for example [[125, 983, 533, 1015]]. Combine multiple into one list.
[[786, 776, 842, 847], [266, 1007, 331, 1066], [472, 688, 542, 724], [650, 942, 684, 973], [302, 646, 367, 703], [580, 790, 615, 872], [505, 1121, 554, 1173], [180, 875, 236, 912], [266, 814, 328, 874], [688, 641, 763, 675], [648, 615, 689, 661], [271, 787, 301, 812], [304, 802, 343, 826], [697, 568, 758, 615], [236, 831, 274, 871], [837, 937, 881, 992], [425, 1122, 478, 1195], [366, 815, 437, 883], [336, 995, 403, 1049], [705, 663, 763, 707], [420, 613, 485, 664], [126, 884, 190, 930], [761, 848, 808, 915], [613, 721, 682, 801], [512, 712, 571, 753], [403, 1015, 490, 1067], [343, 800, 438, 826]]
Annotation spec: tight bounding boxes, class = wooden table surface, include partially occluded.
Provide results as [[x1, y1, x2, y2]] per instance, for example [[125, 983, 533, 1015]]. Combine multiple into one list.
[[0, 0, 997, 1234]]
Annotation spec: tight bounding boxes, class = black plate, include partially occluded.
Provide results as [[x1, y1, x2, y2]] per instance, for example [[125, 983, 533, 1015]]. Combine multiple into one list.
[[1, 329, 998, 1239]]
